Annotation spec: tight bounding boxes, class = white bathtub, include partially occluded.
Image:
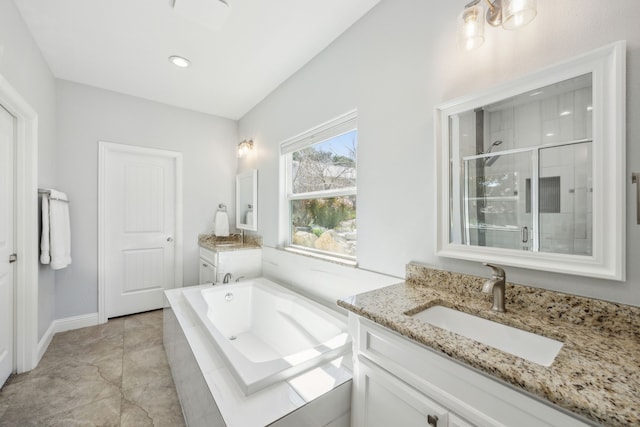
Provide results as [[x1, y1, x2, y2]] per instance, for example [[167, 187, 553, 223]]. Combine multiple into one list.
[[182, 277, 350, 395]]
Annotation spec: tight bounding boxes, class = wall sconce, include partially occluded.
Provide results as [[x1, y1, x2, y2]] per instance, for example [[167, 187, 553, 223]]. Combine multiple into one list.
[[459, 0, 537, 51], [237, 139, 254, 157]]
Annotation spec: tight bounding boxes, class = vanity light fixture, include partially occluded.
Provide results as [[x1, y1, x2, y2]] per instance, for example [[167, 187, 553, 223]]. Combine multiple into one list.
[[459, 0, 537, 51], [168, 55, 191, 68], [237, 139, 254, 157]]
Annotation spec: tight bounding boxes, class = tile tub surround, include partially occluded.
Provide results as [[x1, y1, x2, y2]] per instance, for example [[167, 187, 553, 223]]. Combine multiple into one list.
[[338, 263, 640, 427], [0, 310, 185, 427], [198, 233, 262, 251]]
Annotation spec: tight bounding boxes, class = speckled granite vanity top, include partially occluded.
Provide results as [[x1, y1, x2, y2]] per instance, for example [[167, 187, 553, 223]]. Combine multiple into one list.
[[198, 234, 261, 252], [338, 263, 640, 426]]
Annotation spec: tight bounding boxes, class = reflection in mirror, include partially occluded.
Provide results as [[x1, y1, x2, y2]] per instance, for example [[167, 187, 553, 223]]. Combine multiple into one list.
[[436, 41, 625, 280], [236, 169, 257, 231], [452, 74, 593, 256]]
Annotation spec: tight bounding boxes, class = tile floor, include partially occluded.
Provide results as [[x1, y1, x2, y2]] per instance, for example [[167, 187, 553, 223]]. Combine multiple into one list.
[[0, 310, 186, 427]]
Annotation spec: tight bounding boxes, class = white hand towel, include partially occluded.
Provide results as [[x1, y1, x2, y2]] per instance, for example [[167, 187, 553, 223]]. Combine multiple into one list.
[[40, 195, 50, 264], [214, 210, 229, 237], [48, 190, 72, 270], [245, 211, 254, 226]]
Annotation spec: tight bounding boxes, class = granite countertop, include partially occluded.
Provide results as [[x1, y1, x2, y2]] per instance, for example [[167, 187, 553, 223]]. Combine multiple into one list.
[[338, 264, 640, 426], [198, 234, 262, 252]]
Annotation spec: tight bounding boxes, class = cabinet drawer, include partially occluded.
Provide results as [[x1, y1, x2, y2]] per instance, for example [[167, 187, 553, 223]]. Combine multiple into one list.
[[199, 247, 217, 265]]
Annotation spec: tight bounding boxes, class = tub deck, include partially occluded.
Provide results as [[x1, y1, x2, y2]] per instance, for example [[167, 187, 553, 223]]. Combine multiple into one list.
[[164, 283, 353, 427]]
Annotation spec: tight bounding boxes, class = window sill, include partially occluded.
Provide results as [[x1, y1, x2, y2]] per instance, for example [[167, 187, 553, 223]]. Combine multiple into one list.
[[280, 246, 357, 267]]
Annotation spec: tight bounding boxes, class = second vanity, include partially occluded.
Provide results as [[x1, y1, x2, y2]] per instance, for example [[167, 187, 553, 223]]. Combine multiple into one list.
[[339, 263, 640, 427], [198, 234, 262, 284]]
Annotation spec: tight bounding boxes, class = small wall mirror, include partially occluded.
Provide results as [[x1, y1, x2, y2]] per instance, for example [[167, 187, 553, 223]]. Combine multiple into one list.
[[236, 169, 258, 231], [435, 42, 625, 280]]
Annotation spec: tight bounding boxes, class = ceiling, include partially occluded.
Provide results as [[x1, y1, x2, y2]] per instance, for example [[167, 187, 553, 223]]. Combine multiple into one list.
[[13, 0, 381, 120]]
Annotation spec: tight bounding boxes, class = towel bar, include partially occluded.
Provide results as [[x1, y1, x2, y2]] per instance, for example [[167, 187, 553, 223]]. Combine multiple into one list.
[[38, 189, 70, 204]]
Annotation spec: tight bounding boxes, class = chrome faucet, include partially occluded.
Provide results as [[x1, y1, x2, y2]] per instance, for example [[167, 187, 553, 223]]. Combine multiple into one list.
[[222, 273, 233, 284], [482, 263, 506, 312]]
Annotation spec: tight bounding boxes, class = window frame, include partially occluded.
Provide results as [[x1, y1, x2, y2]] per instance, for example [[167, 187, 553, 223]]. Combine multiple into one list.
[[280, 110, 358, 263]]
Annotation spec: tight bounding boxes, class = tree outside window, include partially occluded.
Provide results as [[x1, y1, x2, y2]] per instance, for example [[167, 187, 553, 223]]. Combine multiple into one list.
[[286, 129, 357, 259]]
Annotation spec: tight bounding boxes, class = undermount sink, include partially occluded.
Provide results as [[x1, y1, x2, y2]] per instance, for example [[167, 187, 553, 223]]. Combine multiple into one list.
[[412, 306, 563, 367]]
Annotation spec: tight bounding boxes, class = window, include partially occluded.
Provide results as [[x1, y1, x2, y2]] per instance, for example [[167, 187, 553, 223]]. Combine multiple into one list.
[[281, 111, 357, 261]]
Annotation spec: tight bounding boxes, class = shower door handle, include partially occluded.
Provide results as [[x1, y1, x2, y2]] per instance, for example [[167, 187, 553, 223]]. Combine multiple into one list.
[[633, 173, 640, 225]]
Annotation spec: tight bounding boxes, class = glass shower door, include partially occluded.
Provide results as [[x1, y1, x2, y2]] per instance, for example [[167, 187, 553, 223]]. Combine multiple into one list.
[[463, 150, 533, 251]]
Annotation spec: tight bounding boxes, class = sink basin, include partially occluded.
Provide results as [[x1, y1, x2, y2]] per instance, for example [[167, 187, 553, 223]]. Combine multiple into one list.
[[412, 306, 563, 367]]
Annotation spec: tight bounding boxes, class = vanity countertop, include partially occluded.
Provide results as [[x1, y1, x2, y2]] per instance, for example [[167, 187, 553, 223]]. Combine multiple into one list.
[[198, 234, 261, 252], [338, 263, 640, 427]]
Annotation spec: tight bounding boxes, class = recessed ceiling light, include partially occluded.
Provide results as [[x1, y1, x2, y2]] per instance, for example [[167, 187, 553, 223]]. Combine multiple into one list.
[[169, 55, 191, 68]]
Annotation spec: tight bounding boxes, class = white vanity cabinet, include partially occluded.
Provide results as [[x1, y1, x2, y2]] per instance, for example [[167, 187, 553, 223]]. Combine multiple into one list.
[[350, 314, 592, 427], [198, 247, 261, 285]]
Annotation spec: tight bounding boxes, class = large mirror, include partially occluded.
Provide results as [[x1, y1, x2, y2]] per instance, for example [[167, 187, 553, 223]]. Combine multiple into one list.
[[435, 42, 625, 280], [236, 169, 258, 231]]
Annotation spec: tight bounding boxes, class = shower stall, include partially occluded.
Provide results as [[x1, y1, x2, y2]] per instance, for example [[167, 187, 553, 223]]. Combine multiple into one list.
[[453, 74, 593, 256]]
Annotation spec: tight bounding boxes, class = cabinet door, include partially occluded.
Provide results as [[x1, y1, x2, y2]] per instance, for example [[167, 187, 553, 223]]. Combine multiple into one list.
[[354, 357, 448, 427], [199, 260, 217, 284]]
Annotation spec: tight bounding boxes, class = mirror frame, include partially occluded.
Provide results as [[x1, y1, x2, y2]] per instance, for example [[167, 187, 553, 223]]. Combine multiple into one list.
[[236, 169, 258, 231], [435, 41, 626, 281]]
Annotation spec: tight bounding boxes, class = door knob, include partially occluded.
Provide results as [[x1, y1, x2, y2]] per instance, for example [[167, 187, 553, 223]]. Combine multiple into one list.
[[167, 237, 174, 242]]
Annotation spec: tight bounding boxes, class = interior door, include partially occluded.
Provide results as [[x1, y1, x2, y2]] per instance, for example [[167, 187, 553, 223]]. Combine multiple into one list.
[[104, 145, 178, 318], [0, 105, 15, 387]]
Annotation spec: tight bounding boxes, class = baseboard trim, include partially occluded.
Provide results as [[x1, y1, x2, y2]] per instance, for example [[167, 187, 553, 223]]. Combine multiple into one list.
[[54, 313, 99, 334], [36, 313, 100, 363], [36, 322, 56, 363]]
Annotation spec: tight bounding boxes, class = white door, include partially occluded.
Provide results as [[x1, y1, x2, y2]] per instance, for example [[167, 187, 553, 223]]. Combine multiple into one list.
[[0, 106, 15, 387], [103, 144, 180, 318]]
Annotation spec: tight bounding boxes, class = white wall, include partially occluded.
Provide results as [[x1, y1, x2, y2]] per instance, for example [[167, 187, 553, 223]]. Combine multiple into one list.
[[55, 80, 237, 319], [239, 0, 640, 306], [0, 1, 57, 339]]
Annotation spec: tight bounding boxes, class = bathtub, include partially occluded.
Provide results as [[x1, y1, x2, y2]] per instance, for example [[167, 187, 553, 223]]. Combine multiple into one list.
[[182, 277, 350, 395]]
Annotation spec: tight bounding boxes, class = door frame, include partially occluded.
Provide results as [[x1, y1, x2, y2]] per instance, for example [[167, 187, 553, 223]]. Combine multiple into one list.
[[0, 74, 39, 373], [98, 141, 183, 324]]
